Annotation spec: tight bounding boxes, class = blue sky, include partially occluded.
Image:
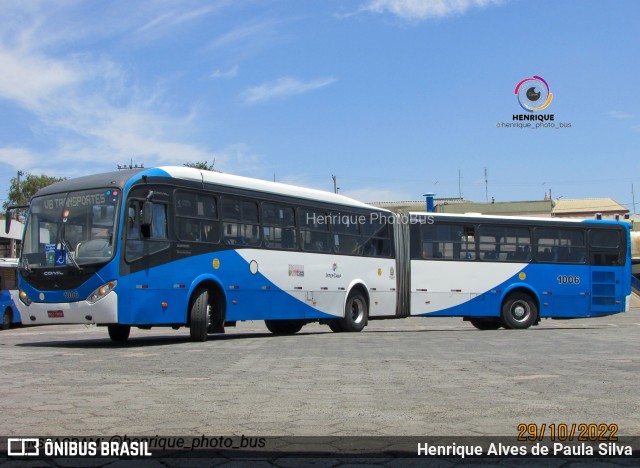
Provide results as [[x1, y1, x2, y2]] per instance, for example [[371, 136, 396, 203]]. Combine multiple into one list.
[[1, 0, 639, 211]]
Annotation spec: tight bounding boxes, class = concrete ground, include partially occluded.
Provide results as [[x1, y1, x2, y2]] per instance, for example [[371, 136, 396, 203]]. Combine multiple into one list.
[[1, 295, 639, 464]]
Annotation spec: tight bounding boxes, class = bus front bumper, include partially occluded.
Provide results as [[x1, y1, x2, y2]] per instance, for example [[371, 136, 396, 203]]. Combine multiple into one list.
[[17, 292, 118, 325]]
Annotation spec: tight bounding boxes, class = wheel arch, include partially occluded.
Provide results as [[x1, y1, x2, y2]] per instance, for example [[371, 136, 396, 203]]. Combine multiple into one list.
[[500, 285, 540, 316], [344, 280, 370, 314], [186, 275, 227, 326]]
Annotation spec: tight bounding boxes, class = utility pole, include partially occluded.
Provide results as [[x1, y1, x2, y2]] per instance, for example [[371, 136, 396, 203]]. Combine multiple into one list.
[[17, 170, 24, 198], [632, 183, 637, 215], [484, 168, 488, 202], [458, 169, 462, 198], [332, 175, 338, 194]]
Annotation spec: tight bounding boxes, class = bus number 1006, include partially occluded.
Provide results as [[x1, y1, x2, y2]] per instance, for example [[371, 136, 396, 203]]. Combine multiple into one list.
[[557, 275, 580, 285]]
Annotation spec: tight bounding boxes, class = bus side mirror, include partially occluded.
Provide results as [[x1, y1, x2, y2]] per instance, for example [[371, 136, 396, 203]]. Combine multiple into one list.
[[142, 201, 153, 227], [4, 210, 12, 234]]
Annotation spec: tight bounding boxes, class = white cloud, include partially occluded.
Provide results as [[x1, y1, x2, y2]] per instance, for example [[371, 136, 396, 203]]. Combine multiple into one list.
[[211, 65, 239, 79], [0, 45, 78, 111], [136, 4, 226, 36], [242, 76, 337, 104], [209, 20, 279, 50], [0, 147, 40, 169], [0, 1, 248, 176], [361, 0, 507, 21], [607, 110, 633, 120]]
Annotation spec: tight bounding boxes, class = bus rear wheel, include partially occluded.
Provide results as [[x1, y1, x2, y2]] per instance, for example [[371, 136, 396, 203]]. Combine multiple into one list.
[[189, 288, 210, 342], [501, 293, 538, 329], [108, 324, 131, 342], [468, 317, 501, 330], [338, 291, 368, 332], [264, 320, 304, 335]]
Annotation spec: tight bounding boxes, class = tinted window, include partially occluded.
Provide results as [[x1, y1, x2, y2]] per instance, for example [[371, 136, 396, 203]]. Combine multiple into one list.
[[478, 226, 531, 262], [361, 217, 391, 258], [299, 208, 330, 252], [222, 197, 260, 246], [175, 191, 219, 243], [263, 203, 297, 250], [420, 224, 475, 260], [534, 228, 586, 264], [589, 229, 620, 248]]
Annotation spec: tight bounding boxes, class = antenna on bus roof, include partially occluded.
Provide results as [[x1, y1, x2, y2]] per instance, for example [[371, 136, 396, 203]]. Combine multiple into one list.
[[117, 158, 144, 170]]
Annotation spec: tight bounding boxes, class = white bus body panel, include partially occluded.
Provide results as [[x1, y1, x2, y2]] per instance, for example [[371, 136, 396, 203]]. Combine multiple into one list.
[[236, 250, 397, 317], [410, 260, 526, 315], [16, 292, 118, 325]]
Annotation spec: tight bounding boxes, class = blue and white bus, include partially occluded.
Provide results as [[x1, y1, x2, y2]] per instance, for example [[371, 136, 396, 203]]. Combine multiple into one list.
[[9, 167, 631, 341], [0, 257, 20, 330], [13, 167, 397, 341], [408, 213, 632, 329]]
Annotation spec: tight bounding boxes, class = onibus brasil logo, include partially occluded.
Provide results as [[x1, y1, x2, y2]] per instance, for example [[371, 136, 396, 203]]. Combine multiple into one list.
[[514, 75, 553, 112]]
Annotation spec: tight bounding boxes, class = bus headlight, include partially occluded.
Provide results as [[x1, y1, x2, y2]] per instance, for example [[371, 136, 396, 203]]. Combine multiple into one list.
[[19, 289, 32, 306], [87, 281, 117, 304]]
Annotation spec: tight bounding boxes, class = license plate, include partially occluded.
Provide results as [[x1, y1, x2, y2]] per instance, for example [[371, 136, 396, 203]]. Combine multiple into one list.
[[48, 310, 64, 318]]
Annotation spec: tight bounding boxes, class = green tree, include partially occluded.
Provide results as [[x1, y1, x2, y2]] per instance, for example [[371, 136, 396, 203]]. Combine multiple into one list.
[[183, 160, 220, 172], [3, 173, 66, 210]]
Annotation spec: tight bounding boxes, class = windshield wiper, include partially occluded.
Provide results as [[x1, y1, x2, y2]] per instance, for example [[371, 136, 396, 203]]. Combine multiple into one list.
[[21, 252, 32, 273], [60, 237, 81, 270]]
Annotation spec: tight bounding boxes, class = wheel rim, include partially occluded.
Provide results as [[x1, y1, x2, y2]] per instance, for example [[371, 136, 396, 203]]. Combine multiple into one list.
[[350, 298, 365, 324], [510, 300, 530, 322], [2, 313, 10, 328]]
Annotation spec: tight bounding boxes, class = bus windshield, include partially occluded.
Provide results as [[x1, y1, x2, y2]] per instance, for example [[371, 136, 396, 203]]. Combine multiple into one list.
[[22, 189, 121, 268]]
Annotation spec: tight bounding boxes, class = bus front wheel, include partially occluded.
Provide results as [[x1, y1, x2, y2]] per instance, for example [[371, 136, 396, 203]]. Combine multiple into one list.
[[108, 324, 131, 342], [501, 293, 538, 329], [339, 291, 368, 332], [189, 288, 210, 342], [2, 308, 12, 330], [265, 320, 304, 335]]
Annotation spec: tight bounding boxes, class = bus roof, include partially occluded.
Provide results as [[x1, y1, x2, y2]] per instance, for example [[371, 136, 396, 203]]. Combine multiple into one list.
[[34, 166, 384, 212], [410, 211, 629, 226], [156, 166, 383, 211]]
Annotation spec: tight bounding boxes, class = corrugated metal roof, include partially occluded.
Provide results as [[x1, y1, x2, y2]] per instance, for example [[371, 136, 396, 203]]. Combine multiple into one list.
[[437, 200, 551, 215], [369, 199, 466, 212], [552, 198, 627, 214]]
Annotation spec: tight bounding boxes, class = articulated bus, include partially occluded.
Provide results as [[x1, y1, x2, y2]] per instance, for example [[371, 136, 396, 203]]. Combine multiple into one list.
[[9, 167, 631, 342]]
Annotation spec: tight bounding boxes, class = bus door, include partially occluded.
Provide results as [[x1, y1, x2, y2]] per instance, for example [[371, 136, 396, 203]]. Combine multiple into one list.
[[588, 228, 626, 315], [535, 228, 588, 318]]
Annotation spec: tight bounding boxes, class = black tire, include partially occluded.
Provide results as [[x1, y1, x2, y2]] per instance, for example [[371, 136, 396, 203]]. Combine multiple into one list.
[[2, 308, 12, 330], [264, 320, 304, 335], [327, 320, 343, 333], [339, 291, 368, 332], [108, 324, 131, 342], [468, 317, 501, 330], [189, 288, 210, 342], [501, 292, 538, 329]]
